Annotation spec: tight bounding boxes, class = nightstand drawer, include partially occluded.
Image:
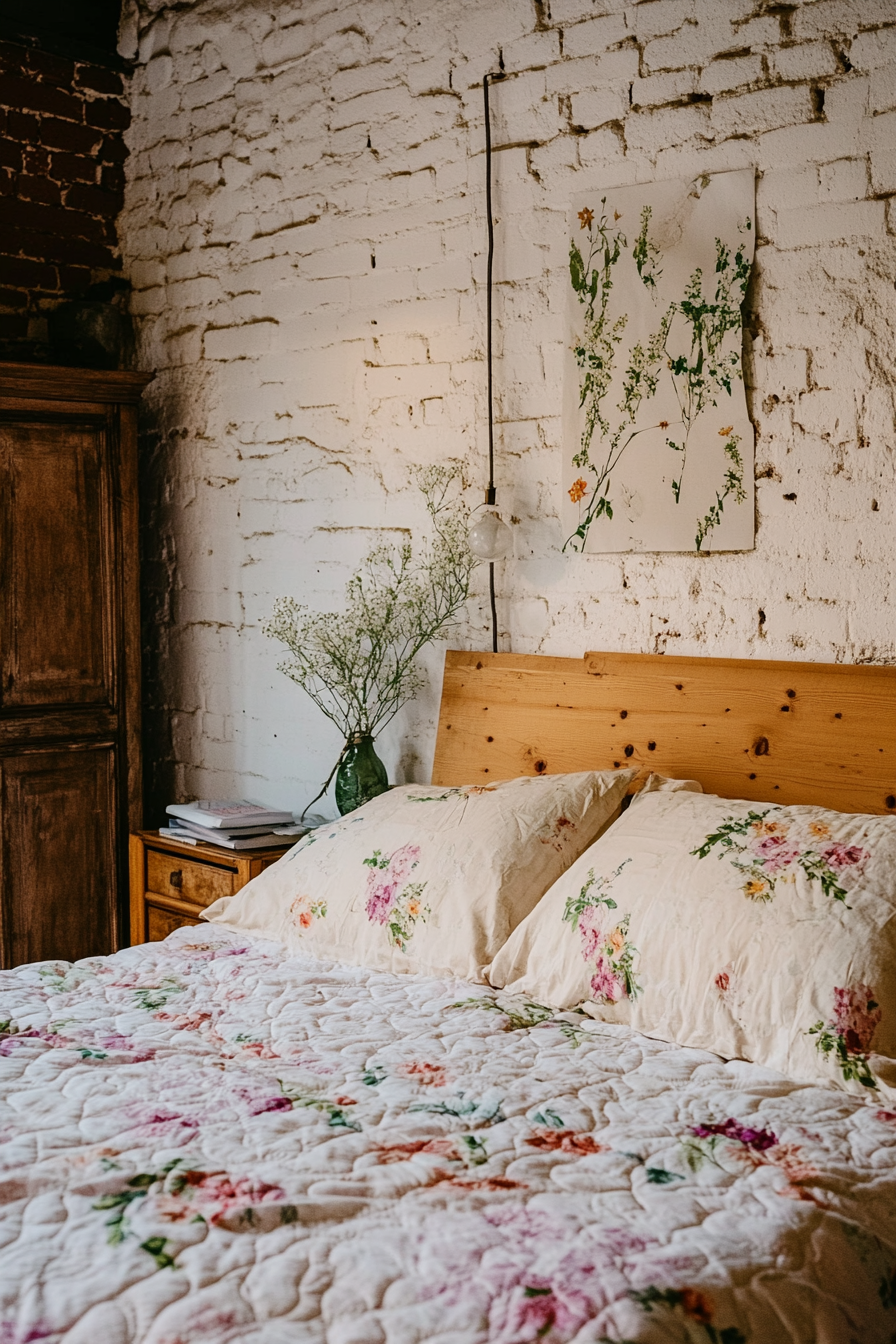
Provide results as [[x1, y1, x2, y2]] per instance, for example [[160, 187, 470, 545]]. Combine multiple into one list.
[[131, 831, 292, 948], [146, 903, 202, 940], [146, 849, 235, 908]]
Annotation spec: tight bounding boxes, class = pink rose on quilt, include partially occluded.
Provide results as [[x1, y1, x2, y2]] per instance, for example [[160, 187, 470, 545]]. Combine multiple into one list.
[[833, 984, 881, 1055], [821, 843, 867, 872], [364, 844, 420, 923], [490, 1278, 593, 1343], [155, 1170, 286, 1225]]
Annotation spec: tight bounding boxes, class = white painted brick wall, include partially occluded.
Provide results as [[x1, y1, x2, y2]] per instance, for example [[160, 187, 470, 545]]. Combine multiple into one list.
[[121, 0, 896, 818]]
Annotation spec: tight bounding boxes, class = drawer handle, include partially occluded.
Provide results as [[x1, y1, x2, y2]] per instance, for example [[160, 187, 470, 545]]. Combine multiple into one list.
[[169, 870, 183, 889]]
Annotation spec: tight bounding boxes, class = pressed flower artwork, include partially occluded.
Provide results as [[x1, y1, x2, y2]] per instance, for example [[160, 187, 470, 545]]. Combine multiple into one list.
[[563, 168, 755, 553]]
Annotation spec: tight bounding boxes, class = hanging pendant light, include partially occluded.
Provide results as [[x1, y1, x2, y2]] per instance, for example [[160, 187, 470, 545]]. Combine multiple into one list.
[[468, 507, 513, 560]]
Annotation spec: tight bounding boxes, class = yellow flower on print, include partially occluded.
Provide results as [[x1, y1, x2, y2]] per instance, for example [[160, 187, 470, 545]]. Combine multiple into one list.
[[809, 821, 831, 839], [578, 206, 594, 229], [743, 877, 770, 901], [608, 927, 625, 955], [568, 477, 589, 504], [719, 425, 734, 437], [407, 900, 421, 917], [752, 818, 784, 837]]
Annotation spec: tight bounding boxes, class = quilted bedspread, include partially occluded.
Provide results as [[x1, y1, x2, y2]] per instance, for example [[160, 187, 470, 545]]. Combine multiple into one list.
[[1, 927, 895, 1344]]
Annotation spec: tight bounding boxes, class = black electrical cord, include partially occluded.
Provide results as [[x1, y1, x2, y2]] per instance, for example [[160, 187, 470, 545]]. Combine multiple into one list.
[[483, 71, 501, 654], [484, 72, 497, 509]]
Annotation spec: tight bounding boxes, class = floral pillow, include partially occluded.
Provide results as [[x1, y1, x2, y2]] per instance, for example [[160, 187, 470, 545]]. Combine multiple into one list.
[[202, 769, 636, 981], [487, 789, 896, 1095]]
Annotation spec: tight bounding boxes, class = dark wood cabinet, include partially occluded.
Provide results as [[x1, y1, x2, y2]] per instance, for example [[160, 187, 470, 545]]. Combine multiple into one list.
[[0, 363, 151, 967]]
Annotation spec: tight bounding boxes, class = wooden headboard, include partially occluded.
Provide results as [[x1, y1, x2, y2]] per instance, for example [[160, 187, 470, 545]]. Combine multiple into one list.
[[432, 650, 896, 816]]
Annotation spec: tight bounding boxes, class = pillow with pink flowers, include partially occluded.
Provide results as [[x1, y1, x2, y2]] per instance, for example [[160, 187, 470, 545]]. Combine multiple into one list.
[[487, 789, 896, 1095], [202, 768, 636, 982]]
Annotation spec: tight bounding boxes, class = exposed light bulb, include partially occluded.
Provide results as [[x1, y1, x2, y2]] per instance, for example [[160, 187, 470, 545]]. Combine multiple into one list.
[[468, 509, 513, 561]]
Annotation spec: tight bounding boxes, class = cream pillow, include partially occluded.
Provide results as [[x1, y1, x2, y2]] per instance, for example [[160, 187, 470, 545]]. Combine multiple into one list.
[[202, 769, 635, 981], [487, 789, 896, 1095]]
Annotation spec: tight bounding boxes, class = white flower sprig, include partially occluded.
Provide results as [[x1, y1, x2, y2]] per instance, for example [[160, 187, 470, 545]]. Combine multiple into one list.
[[263, 465, 476, 787]]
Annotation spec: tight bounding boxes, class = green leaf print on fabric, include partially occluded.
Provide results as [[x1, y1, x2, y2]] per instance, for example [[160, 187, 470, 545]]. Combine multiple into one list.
[[809, 984, 881, 1090], [692, 808, 868, 904], [94, 1159, 292, 1264], [279, 1083, 362, 1130], [645, 1167, 685, 1184], [133, 978, 185, 1012], [449, 996, 553, 1032], [629, 1286, 747, 1344]]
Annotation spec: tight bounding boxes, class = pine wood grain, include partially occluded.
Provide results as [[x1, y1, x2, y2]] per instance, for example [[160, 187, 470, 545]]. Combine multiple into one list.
[[432, 650, 896, 816]]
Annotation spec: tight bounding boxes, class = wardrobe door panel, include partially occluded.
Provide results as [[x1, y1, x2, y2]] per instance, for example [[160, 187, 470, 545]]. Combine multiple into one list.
[[0, 415, 114, 712], [0, 363, 149, 969], [0, 747, 117, 967]]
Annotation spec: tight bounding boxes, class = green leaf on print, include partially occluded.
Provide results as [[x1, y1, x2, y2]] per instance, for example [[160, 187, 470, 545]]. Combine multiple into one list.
[[449, 996, 552, 1033], [278, 1082, 362, 1130], [645, 1167, 685, 1184], [140, 1236, 176, 1270], [532, 1108, 565, 1128], [562, 860, 630, 926], [410, 1095, 505, 1127], [680, 1134, 726, 1172], [362, 849, 390, 871], [630, 1286, 746, 1344], [554, 1020, 592, 1048], [133, 978, 185, 1011], [362, 1064, 386, 1087], [691, 809, 774, 861], [808, 1020, 877, 1090], [406, 788, 467, 802], [459, 1135, 489, 1166]]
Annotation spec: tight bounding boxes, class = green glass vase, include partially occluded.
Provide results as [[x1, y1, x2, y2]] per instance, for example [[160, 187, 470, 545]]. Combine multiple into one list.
[[335, 734, 389, 815]]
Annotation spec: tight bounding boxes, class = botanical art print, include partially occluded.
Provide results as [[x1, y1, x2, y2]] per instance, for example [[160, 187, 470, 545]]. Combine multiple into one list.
[[563, 169, 755, 553]]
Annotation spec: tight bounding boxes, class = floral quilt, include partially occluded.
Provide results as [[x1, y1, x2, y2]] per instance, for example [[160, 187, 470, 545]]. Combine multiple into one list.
[[1, 926, 895, 1343]]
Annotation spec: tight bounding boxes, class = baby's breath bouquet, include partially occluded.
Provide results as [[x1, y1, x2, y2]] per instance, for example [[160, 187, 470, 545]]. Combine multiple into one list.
[[263, 465, 476, 817]]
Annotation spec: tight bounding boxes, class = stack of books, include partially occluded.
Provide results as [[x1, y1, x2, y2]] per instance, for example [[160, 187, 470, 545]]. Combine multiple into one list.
[[159, 800, 307, 850]]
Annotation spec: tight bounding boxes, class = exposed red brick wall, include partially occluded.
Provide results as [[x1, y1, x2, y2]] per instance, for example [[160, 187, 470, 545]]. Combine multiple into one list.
[[0, 38, 130, 360]]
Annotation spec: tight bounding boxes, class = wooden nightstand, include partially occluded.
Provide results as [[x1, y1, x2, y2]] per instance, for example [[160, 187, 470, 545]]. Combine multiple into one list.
[[129, 830, 295, 944]]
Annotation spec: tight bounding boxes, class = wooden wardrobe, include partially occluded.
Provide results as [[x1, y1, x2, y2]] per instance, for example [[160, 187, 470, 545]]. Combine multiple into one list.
[[0, 363, 151, 968]]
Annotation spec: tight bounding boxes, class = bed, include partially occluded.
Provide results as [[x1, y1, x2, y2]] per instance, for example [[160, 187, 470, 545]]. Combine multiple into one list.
[[1, 650, 895, 1344]]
